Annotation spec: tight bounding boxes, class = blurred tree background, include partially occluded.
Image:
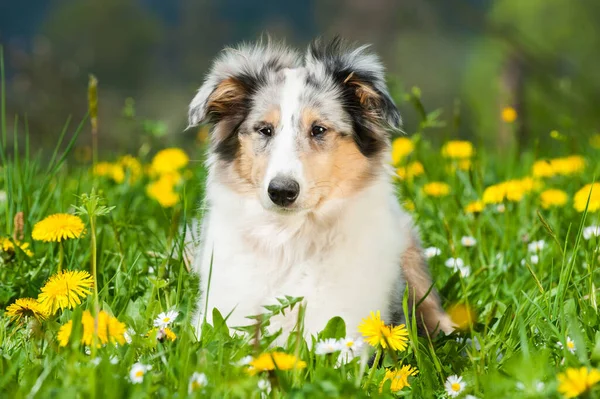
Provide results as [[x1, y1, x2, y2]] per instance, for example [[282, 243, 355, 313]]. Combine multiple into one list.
[[0, 0, 598, 155]]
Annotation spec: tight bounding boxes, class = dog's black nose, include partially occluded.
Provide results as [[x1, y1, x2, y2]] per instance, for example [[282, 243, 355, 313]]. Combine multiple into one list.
[[268, 177, 300, 207]]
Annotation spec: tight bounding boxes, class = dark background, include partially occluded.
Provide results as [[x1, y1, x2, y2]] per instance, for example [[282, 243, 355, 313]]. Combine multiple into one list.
[[1, 0, 599, 154]]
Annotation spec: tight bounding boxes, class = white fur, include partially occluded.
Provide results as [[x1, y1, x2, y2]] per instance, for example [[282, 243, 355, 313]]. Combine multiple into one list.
[[192, 169, 413, 339], [261, 69, 306, 210]]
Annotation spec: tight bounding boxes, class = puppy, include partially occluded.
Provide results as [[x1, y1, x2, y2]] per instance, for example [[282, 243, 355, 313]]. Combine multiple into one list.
[[188, 38, 453, 339]]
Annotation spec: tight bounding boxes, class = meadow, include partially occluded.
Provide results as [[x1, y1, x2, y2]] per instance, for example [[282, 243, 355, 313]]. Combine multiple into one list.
[[1, 76, 600, 399]]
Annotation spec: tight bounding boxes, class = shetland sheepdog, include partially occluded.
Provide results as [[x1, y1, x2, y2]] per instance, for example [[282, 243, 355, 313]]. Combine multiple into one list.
[[187, 38, 453, 340]]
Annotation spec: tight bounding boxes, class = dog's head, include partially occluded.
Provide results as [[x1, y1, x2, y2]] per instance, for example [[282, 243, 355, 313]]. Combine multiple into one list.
[[189, 38, 401, 213]]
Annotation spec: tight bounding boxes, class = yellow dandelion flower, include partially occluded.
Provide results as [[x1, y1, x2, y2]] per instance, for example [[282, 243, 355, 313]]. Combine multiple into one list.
[[532, 160, 555, 178], [93, 162, 112, 177], [540, 189, 568, 209], [148, 326, 176, 342], [465, 200, 484, 214], [82, 310, 127, 346], [118, 155, 143, 182], [158, 171, 183, 186], [396, 161, 425, 180], [574, 183, 600, 213], [552, 156, 586, 176], [403, 200, 415, 212], [108, 314, 128, 345], [163, 327, 177, 342], [396, 167, 406, 180], [482, 178, 540, 205], [358, 311, 409, 351], [482, 184, 505, 204], [5, 298, 49, 322], [380, 364, 419, 392], [447, 303, 477, 330], [532, 156, 585, 178], [151, 148, 189, 175], [57, 320, 73, 347], [501, 106, 517, 123], [391, 137, 414, 165], [441, 140, 474, 159], [247, 352, 307, 375], [93, 162, 125, 184], [591, 134, 600, 149], [146, 176, 180, 208], [557, 367, 600, 398], [423, 182, 451, 197], [383, 324, 409, 351], [518, 177, 539, 193], [504, 180, 526, 202], [37, 270, 94, 315], [109, 164, 125, 184], [1, 237, 33, 257], [32, 214, 85, 243]]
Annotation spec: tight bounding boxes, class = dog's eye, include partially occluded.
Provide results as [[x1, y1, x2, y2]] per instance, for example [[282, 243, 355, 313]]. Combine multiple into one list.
[[311, 125, 327, 137], [258, 127, 273, 137]]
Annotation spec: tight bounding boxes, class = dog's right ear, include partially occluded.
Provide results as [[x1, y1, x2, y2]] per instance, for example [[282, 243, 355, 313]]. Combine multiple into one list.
[[188, 41, 301, 127]]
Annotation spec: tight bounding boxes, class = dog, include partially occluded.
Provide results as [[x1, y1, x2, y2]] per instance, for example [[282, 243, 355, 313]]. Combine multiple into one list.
[[187, 38, 453, 340]]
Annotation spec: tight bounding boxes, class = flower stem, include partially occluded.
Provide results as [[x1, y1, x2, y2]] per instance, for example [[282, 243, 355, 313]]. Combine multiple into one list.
[[364, 346, 383, 389], [90, 215, 99, 313], [57, 242, 64, 273]]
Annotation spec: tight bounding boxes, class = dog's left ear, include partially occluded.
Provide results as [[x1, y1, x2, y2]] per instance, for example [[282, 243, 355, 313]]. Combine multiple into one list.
[[305, 38, 402, 131]]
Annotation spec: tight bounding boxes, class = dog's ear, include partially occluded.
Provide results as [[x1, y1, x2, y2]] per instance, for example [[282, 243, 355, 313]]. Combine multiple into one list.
[[305, 37, 401, 131], [188, 41, 300, 127]]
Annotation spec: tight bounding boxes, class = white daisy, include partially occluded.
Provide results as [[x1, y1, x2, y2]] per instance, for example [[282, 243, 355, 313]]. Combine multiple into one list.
[[445, 257, 464, 268], [129, 363, 152, 384], [188, 372, 208, 394], [257, 379, 271, 392], [458, 264, 471, 277], [110, 355, 119, 365], [521, 254, 539, 266], [445, 375, 466, 397], [124, 328, 135, 344], [527, 240, 546, 253], [424, 246, 442, 258], [583, 225, 600, 240], [339, 337, 364, 354], [153, 310, 179, 328], [335, 337, 364, 365], [315, 338, 342, 355], [516, 381, 525, 390], [536, 381, 545, 392], [496, 204, 506, 213], [236, 355, 253, 366], [461, 236, 477, 247], [557, 336, 576, 354]]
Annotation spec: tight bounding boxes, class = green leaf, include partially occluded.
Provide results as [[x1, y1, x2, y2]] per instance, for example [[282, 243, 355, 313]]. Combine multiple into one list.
[[591, 331, 600, 362], [212, 307, 229, 337], [320, 317, 346, 340]]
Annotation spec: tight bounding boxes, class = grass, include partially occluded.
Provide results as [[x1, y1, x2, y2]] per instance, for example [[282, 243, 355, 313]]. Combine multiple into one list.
[[1, 78, 600, 397]]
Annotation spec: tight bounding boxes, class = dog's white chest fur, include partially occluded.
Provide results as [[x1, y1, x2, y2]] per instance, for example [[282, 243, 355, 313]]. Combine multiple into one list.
[[193, 176, 412, 338]]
